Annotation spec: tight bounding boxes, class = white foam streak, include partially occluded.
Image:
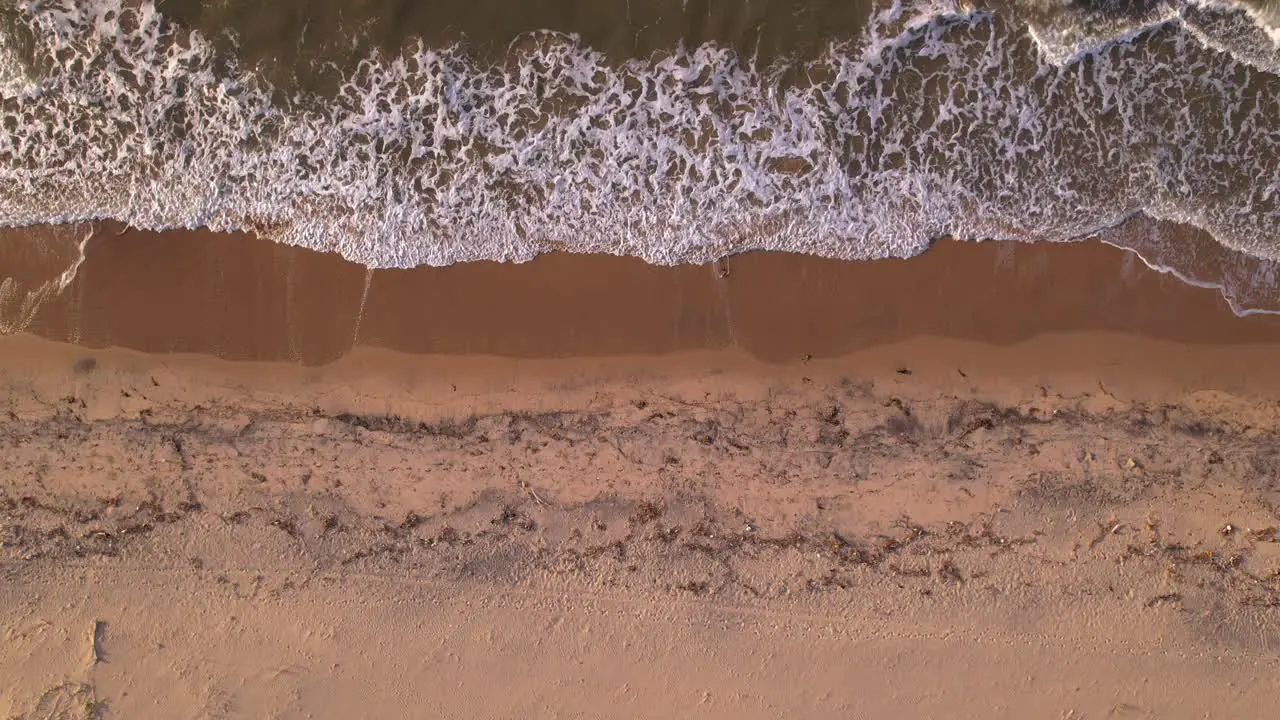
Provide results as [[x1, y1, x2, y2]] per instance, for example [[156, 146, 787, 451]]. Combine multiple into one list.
[[1104, 238, 1280, 317], [1099, 213, 1280, 316], [0, 0, 1278, 315]]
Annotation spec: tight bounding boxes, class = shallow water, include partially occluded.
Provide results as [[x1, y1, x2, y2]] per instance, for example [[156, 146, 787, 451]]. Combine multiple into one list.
[[1, 0, 1278, 311]]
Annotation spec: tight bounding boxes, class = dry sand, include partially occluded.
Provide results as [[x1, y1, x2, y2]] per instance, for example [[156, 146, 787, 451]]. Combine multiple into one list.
[[2, 224, 1280, 718]]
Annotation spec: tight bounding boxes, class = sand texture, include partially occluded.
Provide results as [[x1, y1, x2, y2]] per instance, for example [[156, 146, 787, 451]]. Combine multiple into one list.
[[3, 225, 1280, 716], [1, 333, 1278, 718]]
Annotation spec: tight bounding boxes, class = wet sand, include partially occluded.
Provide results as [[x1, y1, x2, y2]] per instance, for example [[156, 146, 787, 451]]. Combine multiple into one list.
[[2, 224, 1280, 717], [4, 221, 1280, 364]]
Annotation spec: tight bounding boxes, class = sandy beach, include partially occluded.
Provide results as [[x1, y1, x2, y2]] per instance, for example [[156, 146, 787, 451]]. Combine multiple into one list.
[[1, 225, 1279, 717], [8, 0, 1280, 715]]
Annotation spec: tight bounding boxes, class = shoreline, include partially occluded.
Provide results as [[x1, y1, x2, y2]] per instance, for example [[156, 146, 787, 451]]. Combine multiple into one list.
[[3, 222, 1280, 717], [2, 222, 1279, 366], [8, 0, 1280, 712]]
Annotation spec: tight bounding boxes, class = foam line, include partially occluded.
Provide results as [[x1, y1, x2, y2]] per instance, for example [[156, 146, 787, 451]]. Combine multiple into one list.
[[0, 0, 1275, 319]]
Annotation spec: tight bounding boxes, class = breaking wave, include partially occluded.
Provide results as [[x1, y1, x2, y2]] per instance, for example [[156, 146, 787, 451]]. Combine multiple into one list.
[[0, 0, 1278, 316]]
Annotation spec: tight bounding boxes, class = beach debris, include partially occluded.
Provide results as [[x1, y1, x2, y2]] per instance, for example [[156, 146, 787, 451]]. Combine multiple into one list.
[[1248, 527, 1277, 542], [1122, 456, 1139, 470], [1220, 523, 1236, 537], [89, 620, 105, 665], [519, 479, 549, 506], [1088, 521, 1125, 550], [1144, 592, 1182, 608]]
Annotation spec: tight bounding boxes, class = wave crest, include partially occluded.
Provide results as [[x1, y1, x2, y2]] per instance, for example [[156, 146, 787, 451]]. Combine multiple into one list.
[[0, 0, 1277, 289]]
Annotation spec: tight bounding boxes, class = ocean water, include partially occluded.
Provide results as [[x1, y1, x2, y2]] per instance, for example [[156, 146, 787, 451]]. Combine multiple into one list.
[[1, 0, 1279, 311]]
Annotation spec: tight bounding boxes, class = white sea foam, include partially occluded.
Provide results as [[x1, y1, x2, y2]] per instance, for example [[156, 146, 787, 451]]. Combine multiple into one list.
[[0, 17, 37, 98], [1098, 215, 1280, 317], [0, 0, 1278, 294]]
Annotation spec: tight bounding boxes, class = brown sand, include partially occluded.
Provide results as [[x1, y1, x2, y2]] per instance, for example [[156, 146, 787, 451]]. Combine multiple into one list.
[[2, 224, 1280, 718]]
